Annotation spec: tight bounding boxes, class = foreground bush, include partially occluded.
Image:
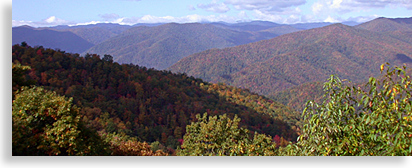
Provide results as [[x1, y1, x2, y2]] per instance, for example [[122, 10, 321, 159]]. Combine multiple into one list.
[[280, 63, 412, 156], [178, 113, 276, 156]]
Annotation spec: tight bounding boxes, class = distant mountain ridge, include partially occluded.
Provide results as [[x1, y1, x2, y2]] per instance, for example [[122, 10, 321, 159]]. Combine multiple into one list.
[[168, 19, 412, 96], [84, 20, 363, 70], [355, 17, 412, 32], [83, 22, 284, 70], [12, 26, 94, 54], [13, 20, 363, 70]]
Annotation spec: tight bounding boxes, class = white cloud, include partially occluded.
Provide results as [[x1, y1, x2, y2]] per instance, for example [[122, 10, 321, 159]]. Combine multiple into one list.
[[224, 0, 306, 14], [74, 21, 104, 26], [285, 15, 301, 24], [181, 14, 240, 23], [42, 16, 72, 25], [355, 0, 412, 9], [308, 0, 406, 23], [218, 0, 306, 23], [112, 14, 241, 24], [252, 10, 284, 23], [12, 20, 34, 27], [312, 0, 412, 15], [12, 16, 74, 27], [236, 11, 251, 22], [324, 16, 340, 22], [311, 2, 324, 14], [330, 0, 342, 9], [140, 15, 175, 23], [198, 0, 230, 13]]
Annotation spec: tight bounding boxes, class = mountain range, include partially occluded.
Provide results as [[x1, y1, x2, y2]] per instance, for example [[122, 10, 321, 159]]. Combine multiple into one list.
[[12, 20, 361, 70], [84, 22, 290, 70], [12, 17, 412, 99], [168, 17, 412, 97]]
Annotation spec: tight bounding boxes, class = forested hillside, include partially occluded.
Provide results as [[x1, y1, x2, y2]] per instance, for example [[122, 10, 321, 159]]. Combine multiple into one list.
[[84, 23, 282, 70], [169, 21, 412, 98], [12, 44, 300, 155], [355, 17, 412, 32], [270, 81, 324, 112], [58, 24, 132, 45]]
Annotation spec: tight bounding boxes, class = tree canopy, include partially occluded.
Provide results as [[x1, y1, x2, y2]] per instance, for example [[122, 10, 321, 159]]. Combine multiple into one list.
[[280, 63, 412, 156], [178, 113, 276, 156]]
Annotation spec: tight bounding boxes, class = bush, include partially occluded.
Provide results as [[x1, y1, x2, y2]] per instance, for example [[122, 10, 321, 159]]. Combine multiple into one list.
[[12, 87, 109, 155], [177, 113, 276, 156], [281, 63, 412, 156]]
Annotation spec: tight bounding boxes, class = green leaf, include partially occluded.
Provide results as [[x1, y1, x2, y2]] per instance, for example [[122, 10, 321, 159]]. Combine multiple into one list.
[[366, 117, 370, 124]]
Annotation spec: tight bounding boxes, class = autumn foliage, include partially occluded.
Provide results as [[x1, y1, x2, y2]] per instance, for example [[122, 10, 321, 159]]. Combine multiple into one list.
[[12, 43, 412, 156], [12, 44, 299, 155]]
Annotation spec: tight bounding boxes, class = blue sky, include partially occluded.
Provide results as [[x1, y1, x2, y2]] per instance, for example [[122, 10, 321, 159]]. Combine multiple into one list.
[[12, 0, 412, 27]]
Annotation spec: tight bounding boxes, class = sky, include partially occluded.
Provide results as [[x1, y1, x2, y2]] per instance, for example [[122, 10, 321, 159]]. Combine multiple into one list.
[[12, 0, 412, 27]]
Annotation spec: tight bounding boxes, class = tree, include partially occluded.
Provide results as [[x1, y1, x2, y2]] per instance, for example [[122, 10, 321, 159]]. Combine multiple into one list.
[[12, 87, 110, 155], [101, 132, 167, 156], [177, 113, 276, 156], [280, 63, 412, 156], [12, 62, 35, 93], [102, 54, 113, 63]]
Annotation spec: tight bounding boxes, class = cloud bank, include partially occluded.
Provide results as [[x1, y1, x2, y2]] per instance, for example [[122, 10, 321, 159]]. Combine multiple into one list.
[[312, 0, 412, 15], [12, 0, 411, 27], [12, 14, 248, 27], [12, 16, 75, 27]]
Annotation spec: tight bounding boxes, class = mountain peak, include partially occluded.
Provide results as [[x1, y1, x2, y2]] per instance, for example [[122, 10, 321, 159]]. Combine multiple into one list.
[[324, 23, 347, 29], [301, 22, 353, 36], [17, 25, 34, 29], [356, 17, 412, 32]]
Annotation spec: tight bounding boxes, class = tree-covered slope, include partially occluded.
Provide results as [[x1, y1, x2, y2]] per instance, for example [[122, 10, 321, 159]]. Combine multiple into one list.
[[86, 23, 290, 70], [84, 23, 285, 70], [355, 17, 412, 32], [12, 44, 300, 153], [168, 22, 412, 96]]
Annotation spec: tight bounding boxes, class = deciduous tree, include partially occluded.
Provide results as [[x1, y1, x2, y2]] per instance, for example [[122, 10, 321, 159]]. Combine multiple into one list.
[[280, 63, 412, 156], [12, 87, 109, 155], [177, 113, 276, 156]]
